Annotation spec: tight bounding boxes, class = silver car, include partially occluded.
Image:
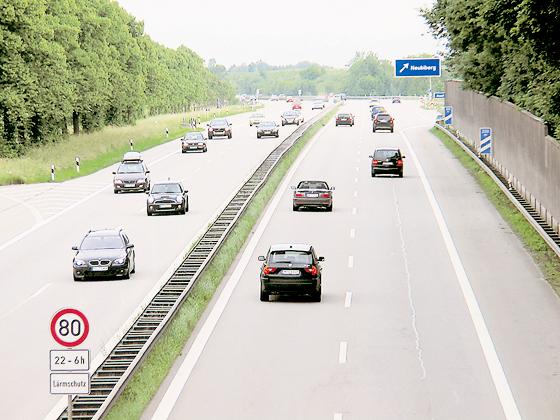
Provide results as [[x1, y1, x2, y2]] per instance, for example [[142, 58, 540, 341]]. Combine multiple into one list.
[[281, 111, 303, 126], [311, 101, 325, 110], [292, 180, 334, 212]]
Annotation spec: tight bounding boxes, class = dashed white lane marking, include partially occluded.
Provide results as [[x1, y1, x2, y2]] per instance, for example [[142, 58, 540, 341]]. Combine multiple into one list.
[[354, 177, 358, 183], [0, 283, 51, 320], [353, 190, 358, 198], [334, 413, 343, 420], [400, 128, 522, 420], [350, 228, 355, 239], [348, 256, 354, 269], [352, 207, 357, 215], [344, 292, 352, 308], [355, 167, 360, 172], [339, 342, 348, 364], [151, 113, 332, 420]]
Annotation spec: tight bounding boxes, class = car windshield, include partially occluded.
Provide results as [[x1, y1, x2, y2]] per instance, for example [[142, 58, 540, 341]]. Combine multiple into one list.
[[117, 163, 144, 174], [377, 113, 391, 118], [269, 250, 312, 265], [211, 120, 227, 127], [338, 114, 350, 118], [283, 112, 296, 117], [374, 150, 400, 160], [297, 181, 329, 190], [151, 183, 182, 194], [260, 121, 276, 127], [185, 132, 203, 140], [81, 235, 124, 250]]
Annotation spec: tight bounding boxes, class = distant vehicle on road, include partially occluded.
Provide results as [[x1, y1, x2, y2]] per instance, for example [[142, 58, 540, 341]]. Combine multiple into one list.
[[294, 109, 304, 123], [270, 95, 279, 101], [368, 98, 380, 107], [311, 101, 325, 110], [286, 97, 294, 102], [335, 113, 354, 126], [292, 180, 334, 211], [146, 181, 189, 215], [292, 102, 302, 110], [181, 132, 207, 153], [113, 161, 150, 193], [278, 94, 286, 100], [369, 148, 405, 177], [258, 243, 324, 302], [207, 118, 232, 139], [373, 112, 394, 133], [256, 121, 280, 138], [72, 228, 135, 281], [392, 97, 401, 103], [370, 106, 386, 119], [281, 110, 303, 126], [249, 113, 265, 126]]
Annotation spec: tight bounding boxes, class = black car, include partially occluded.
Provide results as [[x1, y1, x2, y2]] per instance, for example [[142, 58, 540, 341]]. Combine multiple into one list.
[[369, 148, 405, 177], [72, 229, 135, 281], [146, 182, 189, 215], [207, 118, 232, 139], [392, 97, 401, 103], [256, 121, 280, 138], [113, 161, 150, 193], [182, 132, 207, 153], [258, 244, 324, 302], [372, 113, 395, 133]]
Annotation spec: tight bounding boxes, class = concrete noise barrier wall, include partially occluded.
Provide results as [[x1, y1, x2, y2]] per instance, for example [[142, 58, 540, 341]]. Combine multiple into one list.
[[446, 80, 560, 234]]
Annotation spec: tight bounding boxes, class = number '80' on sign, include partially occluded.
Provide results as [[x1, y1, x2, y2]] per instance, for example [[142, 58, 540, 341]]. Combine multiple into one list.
[[50, 308, 89, 347]]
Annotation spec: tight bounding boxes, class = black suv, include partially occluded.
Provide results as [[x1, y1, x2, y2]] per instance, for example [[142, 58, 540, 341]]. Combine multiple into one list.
[[369, 148, 405, 177], [72, 229, 135, 281], [146, 181, 189, 215], [258, 244, 324, 302]]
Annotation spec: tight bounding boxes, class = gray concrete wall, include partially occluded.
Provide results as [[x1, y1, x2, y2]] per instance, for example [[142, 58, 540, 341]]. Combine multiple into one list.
[[446, 80, 560, 233]]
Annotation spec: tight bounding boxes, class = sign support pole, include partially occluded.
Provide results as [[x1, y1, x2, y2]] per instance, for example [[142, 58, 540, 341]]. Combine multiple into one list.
[[429, 77, 433, 101], [68, 394, 73, 420]]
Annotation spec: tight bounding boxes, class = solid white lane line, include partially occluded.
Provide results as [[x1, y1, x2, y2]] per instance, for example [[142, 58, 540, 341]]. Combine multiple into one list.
[[151, 115, 332, 420], [334, 413, 343, 420], [351, 207, 357, 215], [339, 342, 348, 364], [400, 128, 522, 420], [355, 167, 360, 172], [0, 283, 51, 321], [350, 228, 355, 239], [344, 292, 352, 308], [354, 177, 358, 183], [353, 190, 358, 198], [348, 256, 354, 269]]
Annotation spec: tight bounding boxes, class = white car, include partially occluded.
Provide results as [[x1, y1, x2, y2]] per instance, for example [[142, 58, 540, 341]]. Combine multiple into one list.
[[311, 101, 325, 110], [249, 113, 265, 126]]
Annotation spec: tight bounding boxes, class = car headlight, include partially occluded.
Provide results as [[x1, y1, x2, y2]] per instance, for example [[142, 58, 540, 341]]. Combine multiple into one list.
[[114, 179, 123, 184], [175, 196, 183, 204], [147, 196, 155, 204], [137, 178, 146, 184], [198, 142, 204, 146], [113, 257, 126, 265], [73, 259, 86, 267]]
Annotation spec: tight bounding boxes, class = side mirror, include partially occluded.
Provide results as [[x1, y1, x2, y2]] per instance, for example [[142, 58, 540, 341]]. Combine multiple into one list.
[[258, 256, 266, 262], [127, 244, 134, 249], [145, 170, 150, 174], [71, 246, 78, 251], [318, 256, 325, 262], [112, 171, 116, 175], [206, 123, 210, 127], [368, 155, 373, 159], [290, 186, 296, 190], [145, 190, 150, 194], [402, 155, 406, 159], [331, 186, 335, 191], [185, 190, 189, 193]]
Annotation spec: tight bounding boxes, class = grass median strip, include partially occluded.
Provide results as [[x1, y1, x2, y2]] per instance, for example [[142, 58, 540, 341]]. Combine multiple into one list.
[[0, 104, 256, 185], [431, 126, 560, 294], [104, 108, 338, 420]]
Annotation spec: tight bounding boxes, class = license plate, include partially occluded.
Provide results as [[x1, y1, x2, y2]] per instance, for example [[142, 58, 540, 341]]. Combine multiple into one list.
[[382, 162, 394, 167], [307, 193, 319, 198], [91, 266, 108, 272], [125, 183, 135, 187], [281, 269, 300, 275], [159, 204, 172, 208]]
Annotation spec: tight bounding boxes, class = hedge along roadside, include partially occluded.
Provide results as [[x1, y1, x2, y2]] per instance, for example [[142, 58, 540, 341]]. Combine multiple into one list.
[[103, 106, 339, 420], [0, 104, 259, 186], [431, 126, 560, 295]]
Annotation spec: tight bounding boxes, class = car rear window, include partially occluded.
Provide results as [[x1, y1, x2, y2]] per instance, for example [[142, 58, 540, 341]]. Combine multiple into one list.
[[269, 251, 312, 264], [338, 114, 350, 118], [297, 181, 329, 189], [374, 150, 400, 160], [81, 235, 124, 250], [377, 113, 391, 118]]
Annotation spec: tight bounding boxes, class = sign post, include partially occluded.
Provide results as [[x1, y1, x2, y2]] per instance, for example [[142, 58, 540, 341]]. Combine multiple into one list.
[[50, 309, 90, 420], [480, 127, 492, 156]]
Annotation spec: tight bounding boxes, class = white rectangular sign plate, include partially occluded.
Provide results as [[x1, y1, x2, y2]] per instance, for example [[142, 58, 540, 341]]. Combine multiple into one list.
[[50, 372, 90, 395], [50, 349, 90, 371]]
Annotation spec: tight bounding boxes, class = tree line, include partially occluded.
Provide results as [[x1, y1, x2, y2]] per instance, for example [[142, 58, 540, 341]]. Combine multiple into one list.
[[0, 0, 235, 157], [422, 0, 560, 137], [212, 53, 446, 97]]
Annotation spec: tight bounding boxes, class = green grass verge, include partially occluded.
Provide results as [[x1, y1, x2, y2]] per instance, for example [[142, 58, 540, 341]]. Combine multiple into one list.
[[0, 104, 258, 186], [104, 107, 339, 420], [431, 126, 560, 294]]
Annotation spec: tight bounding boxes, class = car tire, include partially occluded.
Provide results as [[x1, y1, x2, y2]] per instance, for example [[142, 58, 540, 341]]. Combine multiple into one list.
[[185, 199, 189, 212], [131, 259, 136, 274], [228, 133, 232, 139], [73, 274, 81, 282], [372, 127, 376, 133], [391, 128, 394, 133], [260, 290, 269, 302], [292, 203, 299, 211], [371, 170, 376, 177], [326, 204, 333, 212], [208, 134, 213, 139], [204, 147, 207, 152], [147, 209, 152, 216], [312, 287, 321, 302], [123, 263, 131, 280], [282, 122, 285, 126], [276, 133, 279, 138], [398, 171, 403, 178], [257, 134, 261, 139], [114, 190, 118, 194]]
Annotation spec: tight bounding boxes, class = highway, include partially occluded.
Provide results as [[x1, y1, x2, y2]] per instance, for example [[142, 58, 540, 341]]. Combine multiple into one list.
[[147, 100, 560, 420], [0, 101, 318, 419]]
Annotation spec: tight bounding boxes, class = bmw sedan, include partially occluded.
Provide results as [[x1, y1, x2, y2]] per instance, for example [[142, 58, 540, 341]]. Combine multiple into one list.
[[256, 121, 280, 138], [281, 111, 302, 126], [258, 244, 324, 302], [292, 180, 334, 211], [72, 229, 135, 281], [182, 132, 207, 153], [146, 181, 189, 215]]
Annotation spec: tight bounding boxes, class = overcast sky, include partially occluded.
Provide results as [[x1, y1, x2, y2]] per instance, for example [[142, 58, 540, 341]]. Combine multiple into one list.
[[117, 0, 441, 68]]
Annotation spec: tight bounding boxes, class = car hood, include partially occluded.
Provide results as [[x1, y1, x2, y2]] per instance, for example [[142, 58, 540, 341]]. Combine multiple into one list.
[[149, 193, 182, 199], [75, 249, 126, 261], [114, 173, 145, 182]]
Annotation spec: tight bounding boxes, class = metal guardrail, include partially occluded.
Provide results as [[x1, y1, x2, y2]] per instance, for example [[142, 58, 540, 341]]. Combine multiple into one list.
[[435, 123, 560, 258], [55, 108, 332, 420]]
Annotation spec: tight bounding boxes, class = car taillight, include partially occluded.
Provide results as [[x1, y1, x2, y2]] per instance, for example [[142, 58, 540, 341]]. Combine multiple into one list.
[[304, 266, 318, 276], [372, 159, 379, 165], [263, 266, 277, 275], [320, 193, 330, 198], [374, 117, 378, 123], [295, 193, 304, 197], [397, 159, 403, 167]]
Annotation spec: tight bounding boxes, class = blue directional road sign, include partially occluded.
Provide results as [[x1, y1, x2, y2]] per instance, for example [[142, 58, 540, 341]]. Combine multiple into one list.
[[434, 92, 446, 99], [480, 128, 492, 155], [443, 106, 453, 125], [395, 58, 441, 78]]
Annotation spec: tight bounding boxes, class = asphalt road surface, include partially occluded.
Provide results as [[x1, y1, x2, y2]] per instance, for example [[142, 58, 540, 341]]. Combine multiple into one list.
[[0, 100, 320, 419], [148, 100, 560, 420]]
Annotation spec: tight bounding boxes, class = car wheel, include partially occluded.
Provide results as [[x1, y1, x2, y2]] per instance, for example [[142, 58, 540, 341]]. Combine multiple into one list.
[[398, 171, 403, 178], [391, 128, 394, 133], [260, 290, 269, 302], [204, 147, 207, 152], [326, 204, 333, 212], [208, 134, 213, 139], [228, 133, 232, 139], [114, 189, 119, 194], [276, 133, 279, 138], [185, 199, 189, 212], [73, 274, 81, 282], [257, 134, 261, 138], [292, 203, 299, 211], [282, 122, 285, 126], [372, 127, 376, 133], [371, 170, 376, 177], [312, 287, 321, 302], [147, 209, 152, 216], [123, 263, 131, 280]]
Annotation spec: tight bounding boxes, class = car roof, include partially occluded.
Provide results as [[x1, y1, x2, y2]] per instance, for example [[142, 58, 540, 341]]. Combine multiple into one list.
[[88, 228, 122, 236], [374, 148, 400, 152], [152, 181, 181, 186], [270, 243, 312, 252]]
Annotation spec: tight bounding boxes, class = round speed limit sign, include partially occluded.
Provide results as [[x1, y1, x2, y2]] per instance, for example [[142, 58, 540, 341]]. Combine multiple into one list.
[[50, 308, 89, 347]]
